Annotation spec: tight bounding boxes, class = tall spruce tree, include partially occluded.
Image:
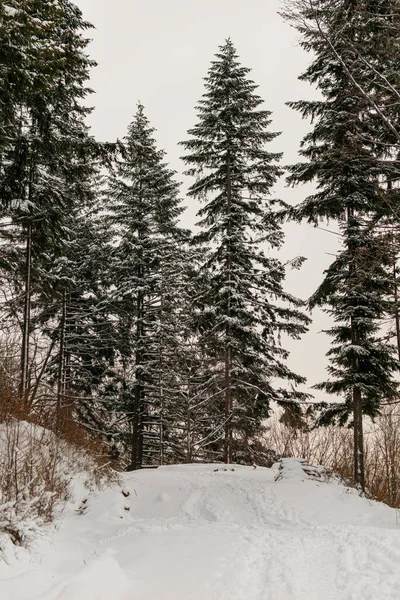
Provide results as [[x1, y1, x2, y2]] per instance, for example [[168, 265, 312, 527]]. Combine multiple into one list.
[[0, 0, 96, 408], [285, 0, 400, 488], [181, 39, 310, 464], [107, 104, 187, 470]]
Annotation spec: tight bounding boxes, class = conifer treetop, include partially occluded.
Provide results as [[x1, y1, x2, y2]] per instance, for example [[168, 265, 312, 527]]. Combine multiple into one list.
[[181, 39, 284, 247], [111, 103, 183, 236]]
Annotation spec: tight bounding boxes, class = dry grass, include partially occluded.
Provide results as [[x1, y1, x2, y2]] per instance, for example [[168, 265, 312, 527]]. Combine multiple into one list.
[[0, 415, 120, 556], [0, 339, 118, 556], [264, 406, 400, 508]]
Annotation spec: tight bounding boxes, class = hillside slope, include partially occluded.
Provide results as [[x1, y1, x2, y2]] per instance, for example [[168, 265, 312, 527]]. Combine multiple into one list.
[[1, 459, 400, 599]]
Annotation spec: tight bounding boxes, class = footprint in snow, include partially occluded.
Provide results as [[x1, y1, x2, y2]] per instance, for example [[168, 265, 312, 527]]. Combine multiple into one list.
[[155, 492, 170, 503]]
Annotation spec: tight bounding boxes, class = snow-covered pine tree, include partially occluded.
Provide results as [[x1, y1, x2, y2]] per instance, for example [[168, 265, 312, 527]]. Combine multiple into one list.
[[0, 0, 96, 407], [136, 215, 191, 466], [107, 104, 187, 469], [0, 1, 25, 160], [285, 0, 400, 489], [181, 39, 310, 464], [36, 177, 116, 433]]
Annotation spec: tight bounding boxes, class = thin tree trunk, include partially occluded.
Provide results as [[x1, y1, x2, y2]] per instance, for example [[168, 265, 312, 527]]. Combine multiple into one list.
[[131, 271, 144, 470], [157, 267, 165, 466], [56, 289, 67, 432], [348, 205, 365, 490], [390, 177, 400, 358], [129, 171, 145, 471], [19, 120, 36, 407], [224, 155, 233, 464], [224, 348, 232, 463], [393, 262, 400, 362], [186, 392, 192, 463], [28, 337, 56, 407], [159, 367, 164, 466], [351, 306, 365, 490], [352, 380, 365, 490], [159, 292, 164, 466], [386, 180, 400, 361], [19, 220, 32, 405], [64, 292, 72, 422]]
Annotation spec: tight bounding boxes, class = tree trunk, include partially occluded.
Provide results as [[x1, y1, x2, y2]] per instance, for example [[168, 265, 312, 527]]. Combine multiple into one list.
[[19, 121, 36, 407], [348, 205, 365, 491], [224, 155, 233, 464], [387, 181, 400, 361], [224, 347, 232, 463], [393, 256, 400, 361], [186, 394, 192, 463], [131, 275, 144, 471], [352, 382, 365, 490], [56, 289, 67, 432], [186, 358, 193, 463], [129, 171, 145, 471], [19, 220, 32, 405], [351, 308, 365, 490], [159, 276, 165, 466], [64, 292, 72, 422], [159, 361, 164, 466]]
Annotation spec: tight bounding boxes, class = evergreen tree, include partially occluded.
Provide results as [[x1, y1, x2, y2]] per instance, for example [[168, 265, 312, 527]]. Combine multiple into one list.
[[0, 0, 97, 405], [107, 104, 187, 469], [36, 184, 116, 432], [181, 39, 310, 464], [285, 0, 400, 488]]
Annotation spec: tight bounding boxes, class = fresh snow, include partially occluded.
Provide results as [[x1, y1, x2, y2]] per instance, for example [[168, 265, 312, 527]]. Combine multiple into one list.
[[1, 459, 400, 599]]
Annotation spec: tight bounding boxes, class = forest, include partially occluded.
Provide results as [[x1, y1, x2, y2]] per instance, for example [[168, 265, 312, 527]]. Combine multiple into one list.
[[1, 0, 400, 530]]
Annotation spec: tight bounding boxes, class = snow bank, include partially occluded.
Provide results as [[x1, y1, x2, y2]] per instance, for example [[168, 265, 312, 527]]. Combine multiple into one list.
[[36, 551, 130, 600]]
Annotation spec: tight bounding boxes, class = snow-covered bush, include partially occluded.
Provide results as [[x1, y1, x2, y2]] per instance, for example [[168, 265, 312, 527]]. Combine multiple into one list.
[[0, 420, 69, 555], [0, 419, 117, 557]]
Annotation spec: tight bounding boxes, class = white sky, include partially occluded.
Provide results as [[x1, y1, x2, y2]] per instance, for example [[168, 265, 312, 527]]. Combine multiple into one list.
[[75, 0, 339, 401]]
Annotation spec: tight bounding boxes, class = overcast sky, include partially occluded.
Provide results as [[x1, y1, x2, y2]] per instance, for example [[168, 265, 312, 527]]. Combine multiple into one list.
[[75, 0, 339, 401]]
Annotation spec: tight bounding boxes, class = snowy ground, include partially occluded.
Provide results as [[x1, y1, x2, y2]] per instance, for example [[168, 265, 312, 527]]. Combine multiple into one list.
[[1, 458, 400, 599]]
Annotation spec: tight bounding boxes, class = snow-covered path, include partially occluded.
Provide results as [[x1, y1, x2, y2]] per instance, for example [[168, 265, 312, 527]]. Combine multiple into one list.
[[2, 460, 400, 599]]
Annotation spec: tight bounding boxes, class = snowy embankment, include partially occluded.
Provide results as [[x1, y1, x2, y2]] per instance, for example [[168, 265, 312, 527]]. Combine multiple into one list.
[[1, 459, 400, 600]]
